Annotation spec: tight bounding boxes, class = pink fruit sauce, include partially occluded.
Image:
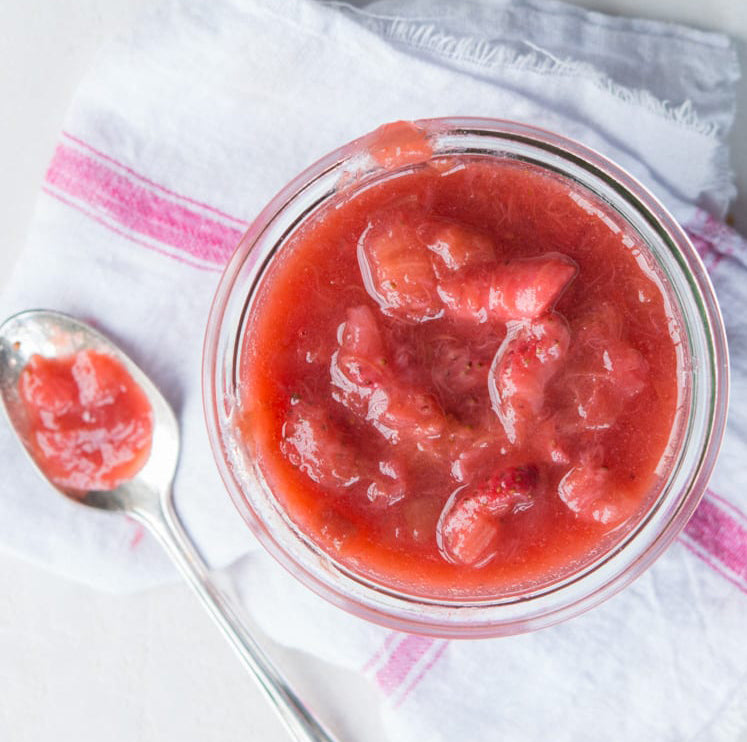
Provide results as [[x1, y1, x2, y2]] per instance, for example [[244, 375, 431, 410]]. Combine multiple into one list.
[[19, 350, 153, 492], [239, 152, 680, 599]]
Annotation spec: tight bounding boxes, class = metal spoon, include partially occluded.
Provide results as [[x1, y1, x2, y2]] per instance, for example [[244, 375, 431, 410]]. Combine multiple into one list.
[[0, 309, 340, 742]]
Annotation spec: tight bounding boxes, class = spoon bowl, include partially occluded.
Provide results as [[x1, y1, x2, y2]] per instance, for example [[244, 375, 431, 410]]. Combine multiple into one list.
[[0, 308, 339, 742], [0, 309, 178, 514]]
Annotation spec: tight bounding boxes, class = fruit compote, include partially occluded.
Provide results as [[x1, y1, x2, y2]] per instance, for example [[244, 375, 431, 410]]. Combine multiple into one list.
[[239, 152, 681, 599], [19, 350, 153, 492]]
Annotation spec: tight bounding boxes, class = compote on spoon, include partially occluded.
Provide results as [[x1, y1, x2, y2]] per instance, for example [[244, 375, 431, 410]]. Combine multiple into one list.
[[0, 309, 339, 742]]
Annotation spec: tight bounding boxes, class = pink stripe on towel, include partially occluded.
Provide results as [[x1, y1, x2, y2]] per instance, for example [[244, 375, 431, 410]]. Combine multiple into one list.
[[394, 640, 449, 708], [683, 492, 747, 591], [60, 131, 249, 227], [46, 143, 243, 267], [375, 635, 435, 695], [41, 186, 221, 272], [361, 632, 398, 674]]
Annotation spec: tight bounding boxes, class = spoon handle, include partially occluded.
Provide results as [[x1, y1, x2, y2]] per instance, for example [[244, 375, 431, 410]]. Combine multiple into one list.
[[134, 493, 341, 742]]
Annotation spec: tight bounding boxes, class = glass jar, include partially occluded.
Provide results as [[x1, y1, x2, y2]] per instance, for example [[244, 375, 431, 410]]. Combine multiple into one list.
[[203, 118, 728, 638]]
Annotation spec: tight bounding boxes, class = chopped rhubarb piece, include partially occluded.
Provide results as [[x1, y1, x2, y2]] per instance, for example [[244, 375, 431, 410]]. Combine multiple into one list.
[[437, 493, 500, 566], [574, 302, 623, 345], [573, 304, 647, 399], [438, 253, 577, 323], [488, 313, 571, 443], [563, 374, 622, 432], [366, 459, 406, 507], [339, 306, 387, 370], [331, 305, 391, 417], [561, 308, 648, 432], [602, 342, 647, 399], [449, 442, 495, 484], [333, 305, 388, 389], [331, 305, 448, 448], [357, 215, 442, 322], [558, 454, 636, 527], [366, 478, 405, 507], [443, 419, 507, 483], [416, 219, 495, 276], [365, 120, 433, 170], [281, 403, 360, 489], [283, 394, 407, 504], [367, 385, 447, 446]]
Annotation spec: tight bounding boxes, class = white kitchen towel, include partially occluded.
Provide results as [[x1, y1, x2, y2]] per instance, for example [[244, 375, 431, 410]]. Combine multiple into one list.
[[0, 0, 745, 739]]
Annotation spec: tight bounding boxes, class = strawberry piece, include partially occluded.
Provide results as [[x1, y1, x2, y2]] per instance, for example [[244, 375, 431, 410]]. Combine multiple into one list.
[[281, 403, 360, 489], [437, 464, 539, 566], [475, 464, 539, 515], [416, 219, 495, 276], [557, 453, 636, 527], [357, 215, 443, 322], [438, 252, 577, 324], [488, 313, 571, 444]]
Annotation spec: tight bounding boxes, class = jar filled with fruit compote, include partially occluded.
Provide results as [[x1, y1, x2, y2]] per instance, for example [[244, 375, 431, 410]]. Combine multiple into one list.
[[204, 119, 728, 637]]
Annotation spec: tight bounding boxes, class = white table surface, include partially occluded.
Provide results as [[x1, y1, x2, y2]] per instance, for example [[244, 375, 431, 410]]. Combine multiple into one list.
[[1, 1, 745, 740]]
